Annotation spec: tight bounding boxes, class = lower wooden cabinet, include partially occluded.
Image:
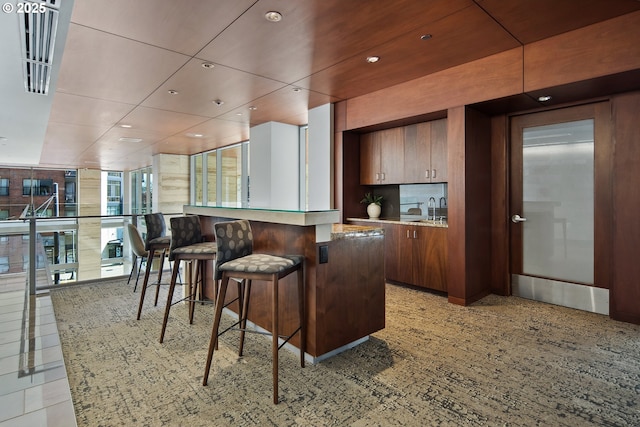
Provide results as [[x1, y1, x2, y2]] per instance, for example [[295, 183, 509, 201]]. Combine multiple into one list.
[[350, 220, 447, 292]]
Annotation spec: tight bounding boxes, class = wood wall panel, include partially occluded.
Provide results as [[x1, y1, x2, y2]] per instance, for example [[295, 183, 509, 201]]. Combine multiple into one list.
[[610, 91, 640, 323], [490, 115, 510, 295], [315, 235, 385, 355], [524, 11, 640, 92], [345, 48, 523, 130], [446, 107, 492, 306], [462, 107, 493, 303], [445, 106, 466, 304]]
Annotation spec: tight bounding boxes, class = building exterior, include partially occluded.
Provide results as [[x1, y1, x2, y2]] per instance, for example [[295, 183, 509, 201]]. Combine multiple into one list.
[[0, 168, 76, 219]]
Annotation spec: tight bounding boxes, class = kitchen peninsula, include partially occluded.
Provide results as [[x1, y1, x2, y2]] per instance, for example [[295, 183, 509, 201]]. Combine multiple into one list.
[[349, 217, 448, 293], [184, 206, 385, 362]]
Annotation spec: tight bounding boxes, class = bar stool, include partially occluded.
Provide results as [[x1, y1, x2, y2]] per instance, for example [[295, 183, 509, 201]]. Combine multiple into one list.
[[202, 219, 305, 404], [159, 215, 219, 343], [125, 223, 149, 292], [136, 213, 171, 320]]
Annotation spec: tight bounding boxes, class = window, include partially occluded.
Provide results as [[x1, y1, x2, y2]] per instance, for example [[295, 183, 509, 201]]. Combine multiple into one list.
[[206, 151, 217, 206], [221, 145, 242, 207], [0, 178, 8, 196], [194, 154, 203, 205], [23, 179, 53, 196], [131, 167, 152, 215], [106, 172, 123, 215], [191, 142, 249, 207]]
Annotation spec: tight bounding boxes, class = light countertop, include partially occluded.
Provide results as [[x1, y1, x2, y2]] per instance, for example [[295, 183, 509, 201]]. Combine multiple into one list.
[[347, 217, 448, 228], [331, 224, 384, 240]]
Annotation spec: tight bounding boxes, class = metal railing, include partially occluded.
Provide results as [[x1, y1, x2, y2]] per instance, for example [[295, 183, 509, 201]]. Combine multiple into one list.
[[0, 213, 148, 294]]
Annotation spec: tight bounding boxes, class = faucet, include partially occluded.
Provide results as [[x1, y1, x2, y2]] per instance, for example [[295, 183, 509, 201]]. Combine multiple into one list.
[[427, 197, 437, 220]]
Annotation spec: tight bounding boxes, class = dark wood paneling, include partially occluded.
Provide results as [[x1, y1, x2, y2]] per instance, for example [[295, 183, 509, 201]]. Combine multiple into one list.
[[298, 2, 520, 101], [198, 216, 387, 355], [340, 131, 365, 220], [315, 235, 385, 355], [524, 11, 640, 92], [610, 91, 640, 324], [345, 48, 523, 130], [593, 102, 613, 292], [446, 106, 467, 304], [447, 106, 492, 305], [479, 0, 640, 44], [490, 115, 510, 295], [463, 107, 493, 302]]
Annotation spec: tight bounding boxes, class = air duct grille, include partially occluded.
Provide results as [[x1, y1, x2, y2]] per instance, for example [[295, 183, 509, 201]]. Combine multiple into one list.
[[19, 1, 60, 95]]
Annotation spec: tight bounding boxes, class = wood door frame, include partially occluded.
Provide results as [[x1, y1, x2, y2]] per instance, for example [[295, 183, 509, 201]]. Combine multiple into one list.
[[508, 101, 612, 290]]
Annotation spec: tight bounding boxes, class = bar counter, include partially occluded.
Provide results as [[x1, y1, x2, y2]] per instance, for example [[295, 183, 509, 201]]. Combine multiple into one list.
[[184, 206, 385, 362]]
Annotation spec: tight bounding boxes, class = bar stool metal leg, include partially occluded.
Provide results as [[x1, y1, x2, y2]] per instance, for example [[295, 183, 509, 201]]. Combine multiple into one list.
[[136, 248, 156, 320]]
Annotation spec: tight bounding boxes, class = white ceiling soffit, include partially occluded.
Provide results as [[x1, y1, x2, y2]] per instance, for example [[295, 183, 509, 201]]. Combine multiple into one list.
[[0, 0, 73, 166]]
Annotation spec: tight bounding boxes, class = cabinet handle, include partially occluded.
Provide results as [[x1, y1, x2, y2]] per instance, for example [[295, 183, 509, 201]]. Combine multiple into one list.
[[381, 172, 385, 181], [375, 173, 380, 181], [413, 230, 417, 239], [432, 169, 436, 179], [406, 230, 410, 239], [425, 170, 430, 179]]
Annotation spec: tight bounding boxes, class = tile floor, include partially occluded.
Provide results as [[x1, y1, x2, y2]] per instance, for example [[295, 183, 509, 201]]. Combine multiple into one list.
[[0, 240, 77, 426]]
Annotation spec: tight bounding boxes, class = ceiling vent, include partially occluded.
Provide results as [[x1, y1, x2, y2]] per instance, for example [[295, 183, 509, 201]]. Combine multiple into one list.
[[19, 0, 60, 95]]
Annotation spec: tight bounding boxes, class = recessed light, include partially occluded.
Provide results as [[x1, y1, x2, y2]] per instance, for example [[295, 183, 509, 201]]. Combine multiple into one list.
[[538, 95, 552, 102], [118, 137, 143, 143], [186, 133, 204, 138], [249, 106, 257, 111], [168, 89, 179, 95], [212, 99, 224, 106], [264, 11, 282, 22], [366, 56, 380, 63], [292, 87, 302, 92], [236, 112, 243, 116], [118, 124, 132, 129], [420, 34, 432, 41], [201, 62, 215, 69]]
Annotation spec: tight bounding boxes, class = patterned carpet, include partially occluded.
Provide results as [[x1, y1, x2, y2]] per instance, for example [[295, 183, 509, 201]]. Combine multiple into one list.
[[51, 280, 640, 426]]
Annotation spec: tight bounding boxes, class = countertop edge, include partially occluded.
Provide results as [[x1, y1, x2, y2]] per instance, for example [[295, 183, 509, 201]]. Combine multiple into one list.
[[184, 206, 340, 226], [346, 217, 448, 228]]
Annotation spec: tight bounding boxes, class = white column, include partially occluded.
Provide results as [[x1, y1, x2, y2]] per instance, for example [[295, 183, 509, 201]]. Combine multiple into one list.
[[249, 121, 299, 209], [307, 103, 334, 210]]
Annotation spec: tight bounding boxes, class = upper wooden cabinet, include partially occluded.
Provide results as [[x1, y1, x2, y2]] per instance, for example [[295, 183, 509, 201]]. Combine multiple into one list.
[[361, 119, 447, 185], [404, 119, 448, 183], [360, 128, 404, 185]]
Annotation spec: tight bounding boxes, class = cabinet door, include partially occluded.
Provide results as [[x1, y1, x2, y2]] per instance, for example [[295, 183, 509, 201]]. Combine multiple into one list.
[[429, 118, 448, 182], [396, 225, 415, 284], [360, 132, 380, 185], [413, 226, 448, 291], [383, 224, 402, 283], [379, 128, 405, 184], [404, 122, 431, 183], [383, 224, 414, 284]]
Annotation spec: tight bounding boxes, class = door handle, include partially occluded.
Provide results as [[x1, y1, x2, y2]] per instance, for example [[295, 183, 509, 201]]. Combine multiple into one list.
[[511, 214, 527, 223]]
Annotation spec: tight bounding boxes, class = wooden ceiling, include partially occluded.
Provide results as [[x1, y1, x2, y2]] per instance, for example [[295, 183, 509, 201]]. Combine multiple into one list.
[[34, 0, 640, 171]]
